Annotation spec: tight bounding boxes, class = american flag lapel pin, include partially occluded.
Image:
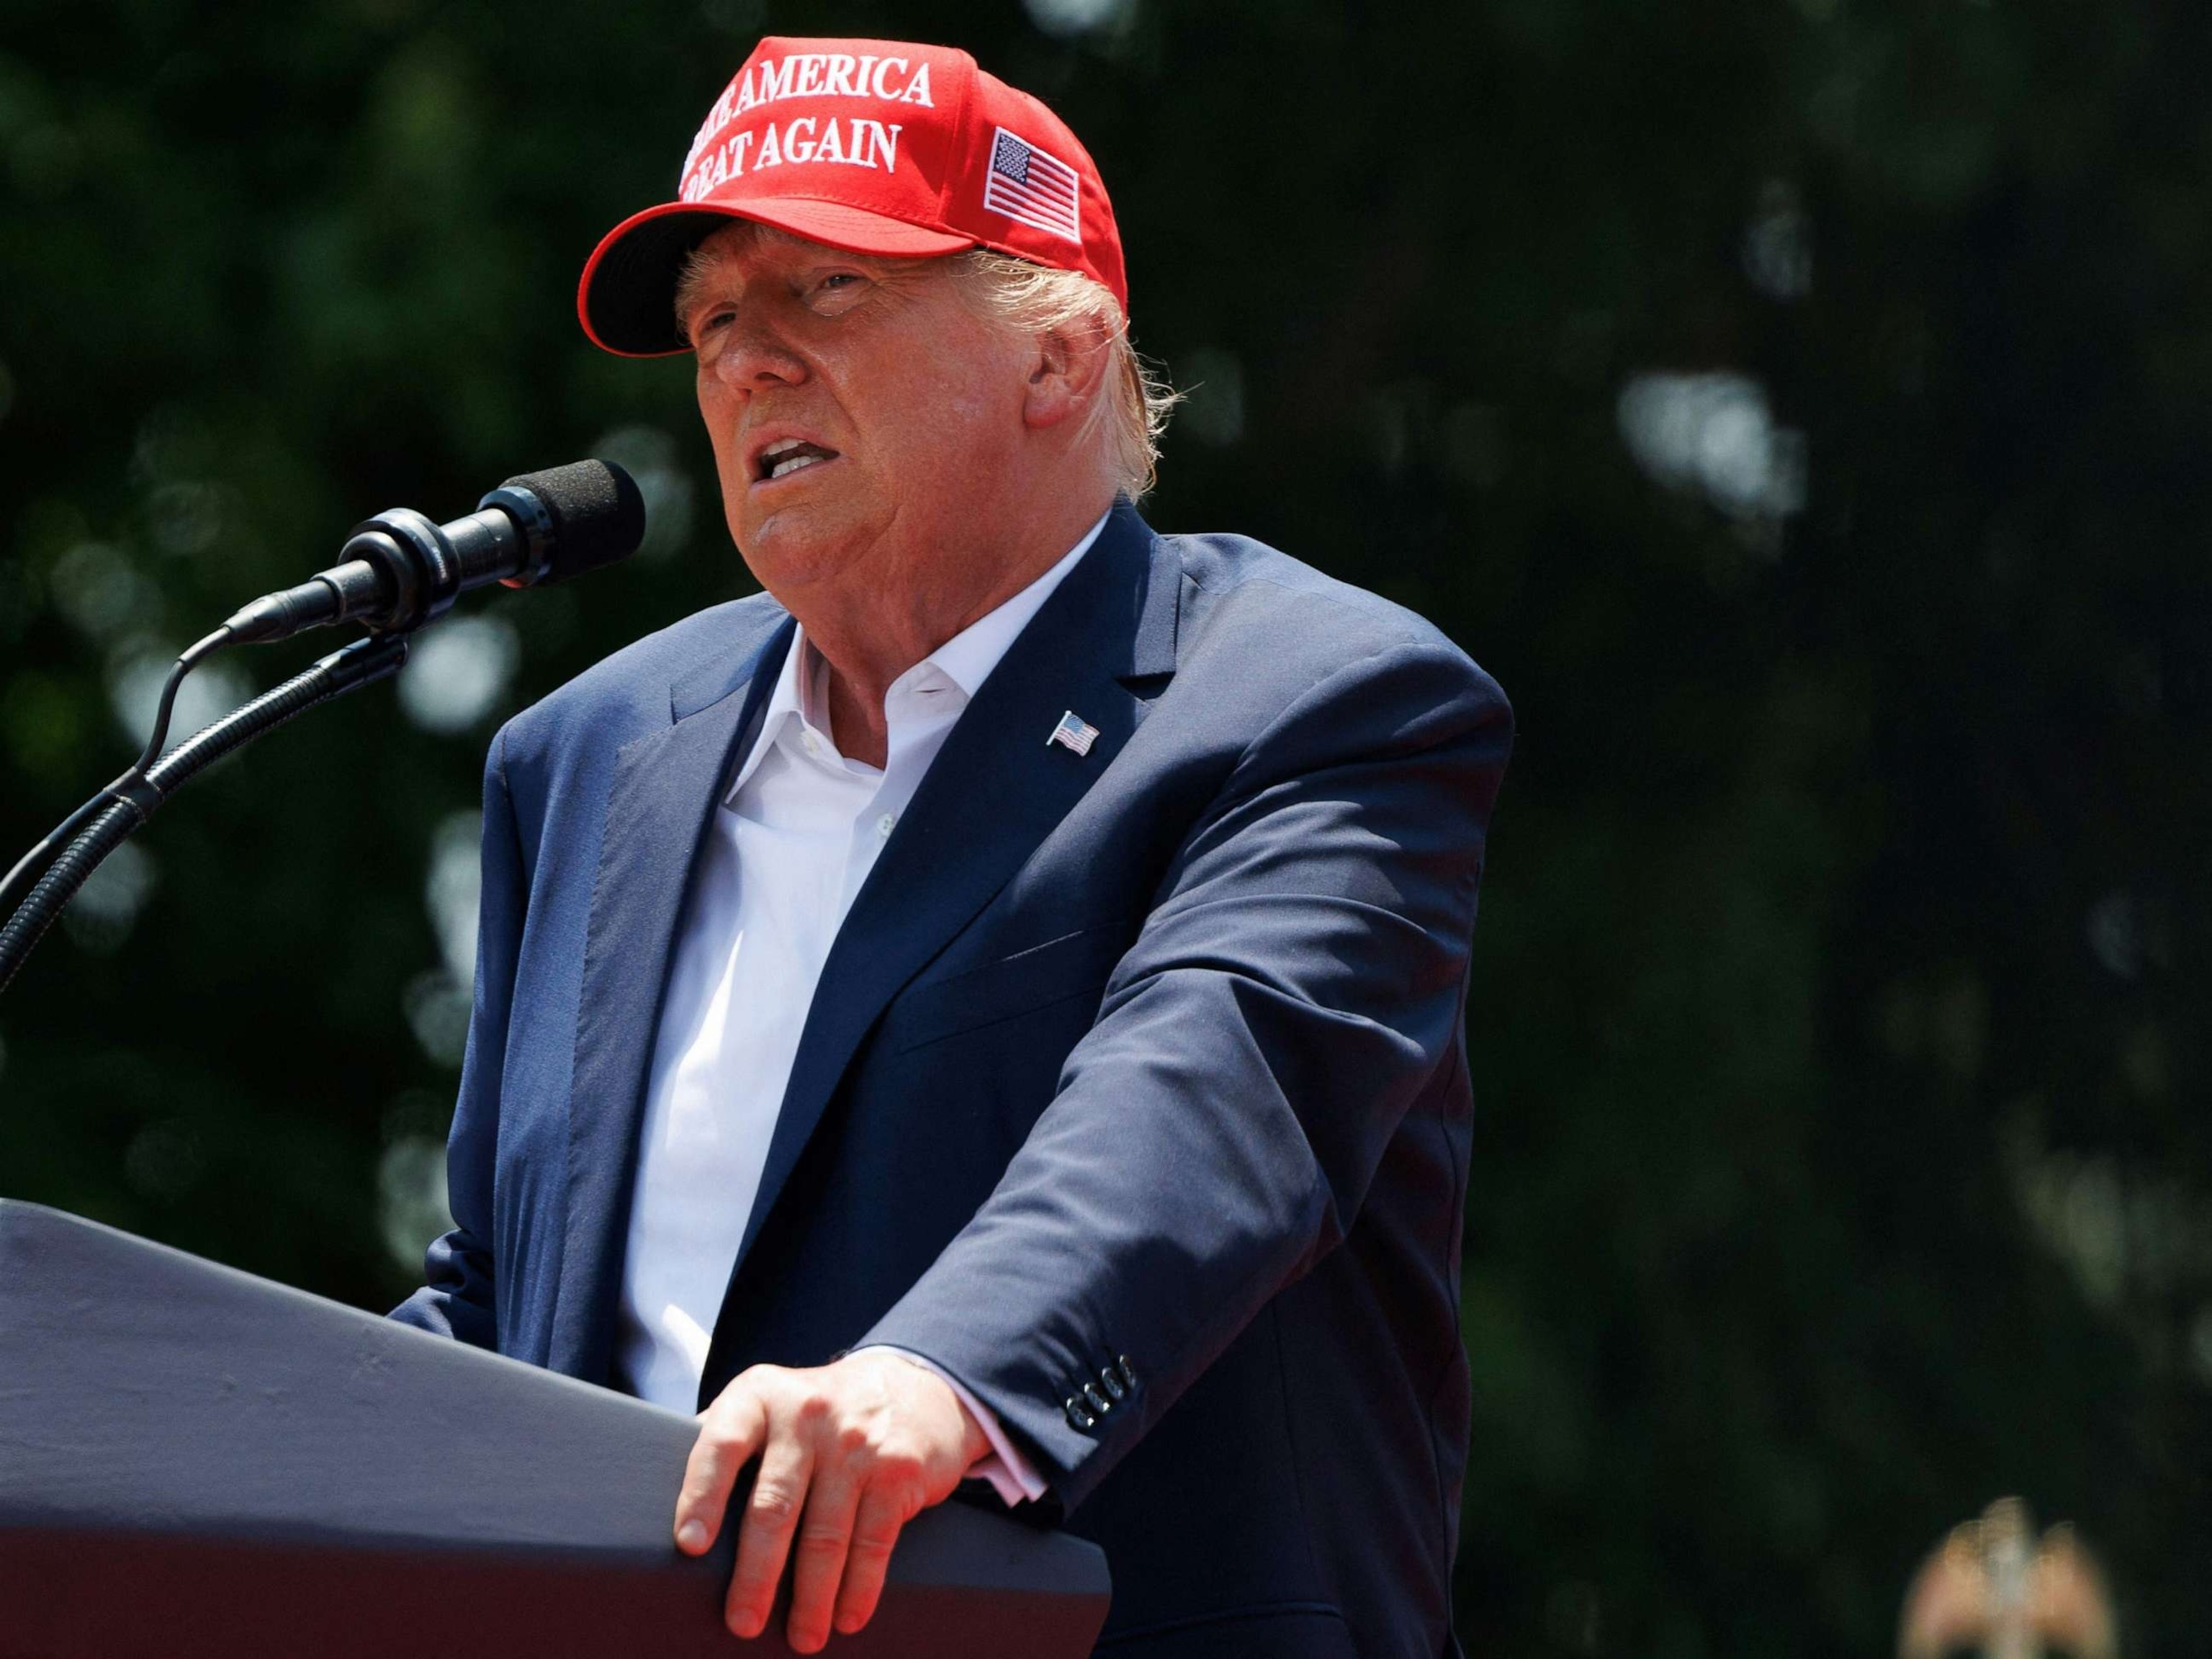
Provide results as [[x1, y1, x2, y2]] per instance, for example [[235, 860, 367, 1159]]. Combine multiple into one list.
[[1047, 710, 1100, 757]]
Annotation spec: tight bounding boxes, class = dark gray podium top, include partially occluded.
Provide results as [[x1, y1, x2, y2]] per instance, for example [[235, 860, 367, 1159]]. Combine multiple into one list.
[[0, 1200, 1108, 1658]]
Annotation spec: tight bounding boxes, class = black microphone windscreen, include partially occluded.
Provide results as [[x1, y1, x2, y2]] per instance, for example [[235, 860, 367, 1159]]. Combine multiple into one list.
[[500, 459, 647, 580]]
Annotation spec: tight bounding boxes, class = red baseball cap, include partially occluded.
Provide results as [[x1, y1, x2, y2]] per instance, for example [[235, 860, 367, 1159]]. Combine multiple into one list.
[[578, 38, 1128, 357]]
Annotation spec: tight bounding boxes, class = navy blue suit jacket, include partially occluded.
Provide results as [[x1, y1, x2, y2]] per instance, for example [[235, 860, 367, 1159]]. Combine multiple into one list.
[[392, 501, 1512, 1657]]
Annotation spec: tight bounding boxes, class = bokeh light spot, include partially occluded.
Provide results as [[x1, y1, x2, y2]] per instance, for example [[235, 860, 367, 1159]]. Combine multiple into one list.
[[396, 613, 519, 734], [1617, 371, 1807, 528], [1023, 0, 1135, 38], [62, 838, 157, 955], [425, 811, 482, 985]]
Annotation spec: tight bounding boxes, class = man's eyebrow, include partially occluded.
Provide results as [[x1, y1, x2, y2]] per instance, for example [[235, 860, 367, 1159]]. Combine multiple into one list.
[[673, 258, 742, 336]]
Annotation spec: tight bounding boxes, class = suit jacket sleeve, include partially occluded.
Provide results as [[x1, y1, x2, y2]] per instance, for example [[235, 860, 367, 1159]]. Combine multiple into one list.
[[388, 725, 523, 1350], [860, 636, 1511, 1512]]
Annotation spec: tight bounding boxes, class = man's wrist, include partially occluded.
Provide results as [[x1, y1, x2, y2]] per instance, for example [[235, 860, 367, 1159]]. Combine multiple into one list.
[[855, 1346, 1049, 1507], [863, 1346, 989, 1462]]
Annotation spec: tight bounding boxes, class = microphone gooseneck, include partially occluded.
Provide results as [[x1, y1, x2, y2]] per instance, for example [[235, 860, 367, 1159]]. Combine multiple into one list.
[[0, 459, 648, 950]]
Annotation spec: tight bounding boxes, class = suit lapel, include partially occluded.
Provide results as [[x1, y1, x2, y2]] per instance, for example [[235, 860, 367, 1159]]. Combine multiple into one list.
[[719, 503, 1181, 1299], [549, 609, 796, 1385]]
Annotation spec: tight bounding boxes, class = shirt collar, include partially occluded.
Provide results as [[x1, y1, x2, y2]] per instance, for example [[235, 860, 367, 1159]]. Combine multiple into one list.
[[922, 510, 1110, 699], [727, 509, 1111, 800]]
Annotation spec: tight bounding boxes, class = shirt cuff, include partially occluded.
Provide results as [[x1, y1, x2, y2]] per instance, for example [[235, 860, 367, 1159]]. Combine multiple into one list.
[[860, 1346, 1049, 1509]]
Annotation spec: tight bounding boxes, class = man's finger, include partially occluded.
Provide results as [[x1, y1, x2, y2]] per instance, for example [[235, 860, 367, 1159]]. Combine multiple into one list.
[[783, 1460, 865, 1654], [725, 1431, 815, 1639], [832, 1484, 918, 1637], [674, 1389, 768, 1555]]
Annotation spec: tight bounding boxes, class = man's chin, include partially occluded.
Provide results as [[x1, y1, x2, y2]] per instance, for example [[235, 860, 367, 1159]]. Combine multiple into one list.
[[735, 502, 877, 595]]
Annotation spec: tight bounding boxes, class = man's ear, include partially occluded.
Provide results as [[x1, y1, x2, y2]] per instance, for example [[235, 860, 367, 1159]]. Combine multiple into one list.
[[1022, 316, 1115, 432]]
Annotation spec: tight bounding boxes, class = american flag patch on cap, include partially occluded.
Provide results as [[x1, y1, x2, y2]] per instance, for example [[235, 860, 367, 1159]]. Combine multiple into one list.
[[1047, 710, 1100, 756], [984, 127, 1082, 244]]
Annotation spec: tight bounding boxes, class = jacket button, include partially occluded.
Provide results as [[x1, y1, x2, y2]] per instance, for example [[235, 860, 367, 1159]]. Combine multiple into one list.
[[1100, 1367, 1126, 1402], [1064, 1397, 1096, 1431], [1082, 1382, 1110, 1413], [1115, 1355, 1138, 1389]]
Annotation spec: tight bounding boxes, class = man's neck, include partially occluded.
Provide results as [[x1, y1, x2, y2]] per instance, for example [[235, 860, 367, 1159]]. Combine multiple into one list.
[[795, 487, 1115, 769]]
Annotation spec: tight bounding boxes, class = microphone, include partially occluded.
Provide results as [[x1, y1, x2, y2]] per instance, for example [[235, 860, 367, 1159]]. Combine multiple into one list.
[[223, 459, 647, 644]]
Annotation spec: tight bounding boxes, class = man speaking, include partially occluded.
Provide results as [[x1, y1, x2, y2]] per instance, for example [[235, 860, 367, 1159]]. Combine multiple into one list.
[[393, 36, 1511, 1659]]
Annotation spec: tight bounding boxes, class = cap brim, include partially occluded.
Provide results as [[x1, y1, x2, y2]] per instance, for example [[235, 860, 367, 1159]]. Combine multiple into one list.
[[577, 197, 976, 357]]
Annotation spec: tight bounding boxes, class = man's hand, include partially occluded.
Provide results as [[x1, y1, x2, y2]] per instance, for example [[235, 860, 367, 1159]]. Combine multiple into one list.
[[674, 1349, 992, 1651]]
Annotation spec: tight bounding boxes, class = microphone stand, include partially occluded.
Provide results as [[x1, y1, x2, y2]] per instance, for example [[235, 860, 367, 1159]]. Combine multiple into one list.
[[0, 458, 642, 999], [0, 631, 410, 997]]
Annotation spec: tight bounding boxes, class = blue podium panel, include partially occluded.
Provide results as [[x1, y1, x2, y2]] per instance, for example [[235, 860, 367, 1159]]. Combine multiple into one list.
[[0, 1202, 1110, 1658]]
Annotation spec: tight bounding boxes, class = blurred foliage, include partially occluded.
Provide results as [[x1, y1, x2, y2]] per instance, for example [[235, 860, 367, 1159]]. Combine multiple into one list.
[[2, 0, 2207, 1652]]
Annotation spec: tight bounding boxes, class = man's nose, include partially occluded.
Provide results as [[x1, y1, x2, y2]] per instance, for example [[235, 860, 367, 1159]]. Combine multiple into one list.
[[707, 318, 808, 392]]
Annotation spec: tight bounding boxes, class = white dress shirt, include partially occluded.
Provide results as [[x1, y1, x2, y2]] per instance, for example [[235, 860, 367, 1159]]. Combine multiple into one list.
[[615, 513, 1110, 1505]]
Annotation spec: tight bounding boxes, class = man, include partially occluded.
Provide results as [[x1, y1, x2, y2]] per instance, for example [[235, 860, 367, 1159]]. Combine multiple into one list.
[[393, 36, 1511, 1659]]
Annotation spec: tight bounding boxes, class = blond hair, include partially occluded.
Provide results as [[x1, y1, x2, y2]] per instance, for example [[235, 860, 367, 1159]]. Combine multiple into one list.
[[950, 250, 1179, 498]]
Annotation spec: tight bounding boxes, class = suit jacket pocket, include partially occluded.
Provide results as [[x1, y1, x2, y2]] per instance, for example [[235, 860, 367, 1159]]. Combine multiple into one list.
[[885, 924, 1124, 1055]]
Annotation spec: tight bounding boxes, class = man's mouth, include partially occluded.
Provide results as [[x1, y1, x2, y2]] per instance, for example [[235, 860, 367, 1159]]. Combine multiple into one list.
[[756, 438, 840, 482]]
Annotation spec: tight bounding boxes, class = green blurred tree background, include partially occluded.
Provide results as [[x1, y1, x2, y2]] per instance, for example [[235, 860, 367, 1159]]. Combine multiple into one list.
[[3, 0, 2206, 1650]]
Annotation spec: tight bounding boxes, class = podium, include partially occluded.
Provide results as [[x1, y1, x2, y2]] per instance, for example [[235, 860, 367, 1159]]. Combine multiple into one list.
[[0, 1202, 1110, 1657]]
